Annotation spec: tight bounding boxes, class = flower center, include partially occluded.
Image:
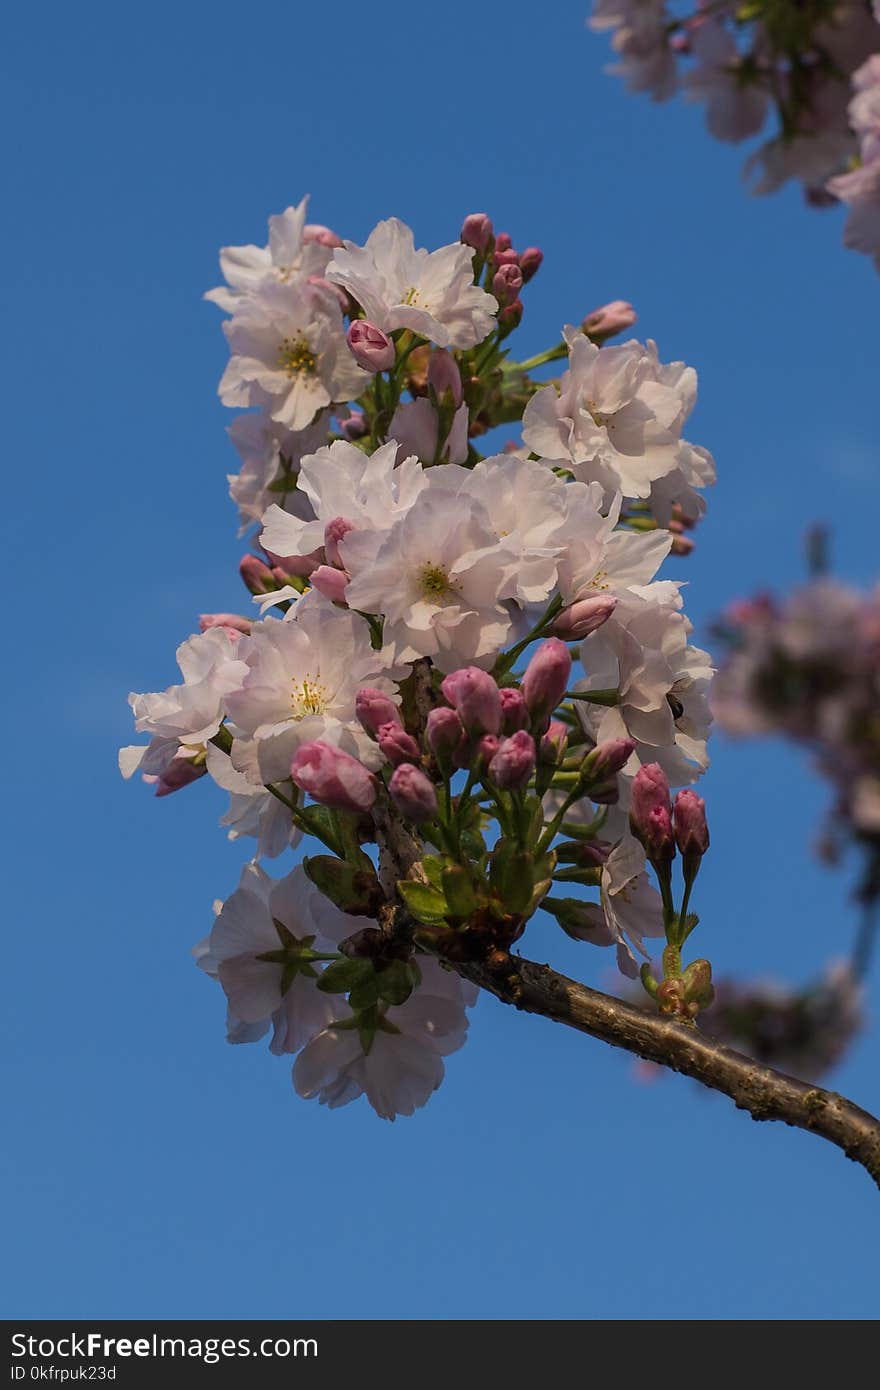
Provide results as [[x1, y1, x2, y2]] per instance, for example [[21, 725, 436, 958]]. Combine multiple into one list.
[[418, 563, 455, 601], [587, 567, 610, 590], [401, 286, 423, 307], [290, 674, 328, 717], [278, 336, 317, 377], [586, 399, 613, 429]]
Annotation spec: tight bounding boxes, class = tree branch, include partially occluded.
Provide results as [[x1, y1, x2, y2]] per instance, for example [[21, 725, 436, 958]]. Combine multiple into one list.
[[453, 953, 880, 1190]]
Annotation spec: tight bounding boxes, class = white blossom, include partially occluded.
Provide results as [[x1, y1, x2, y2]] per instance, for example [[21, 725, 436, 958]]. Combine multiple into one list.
[[326, 217, 497, 349], [205, 195, 337, 313], [227, 408, 330, 536]]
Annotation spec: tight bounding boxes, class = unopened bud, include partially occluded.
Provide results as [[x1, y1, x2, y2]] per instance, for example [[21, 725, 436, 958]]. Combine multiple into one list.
[[492, 263, 523, 304], [492, 248, 520, 268], [426, 706, 465, 763], [378, 723, 421, 767], [472, 734, 500, 773], [521, 638, 572, 731], [539, 720, 569, 765], [304, 223, 342, 248], [199, 613, 252, 636], [553, 594, 617, 640], [488, 730, 536, 790], [440, 667, 502, 736], [340, 411, 368, 441], [584, 736, 636, 803], [356, 688, 402, 739], [388, 763, 438, 822], [499, 686, 529, 734], [673, 789, 709, 864], [582, 300, 637, 344], [427, 349, 462, 407], [240, 554, 276, 595], [347, 320, 396, 373], [518, 247, 543, 282], [324, 516, 356, 567], [150, 753, 207, 798], [461, 212, 494, 252], [630, 763, 675, 865], [291, 741, 377, 812], [494, 232, 512, 253], [310, 565, 349, 603]]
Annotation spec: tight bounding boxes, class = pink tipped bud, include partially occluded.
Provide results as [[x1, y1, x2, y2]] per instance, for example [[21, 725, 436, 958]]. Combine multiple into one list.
[[494, 232, 513, 253], [426, 706, 465, 763], [630, 763, 674, 863], [539, 720, 569, 765], [461, 212, 494, 252], [240, 553, 276, 594], [499, 686, 529, 734], [499, 298, 523, 332], [440, 667, 502, 736], [356, 688, 402, 739], [264, 546, 320, 579], [492, 248, 520, 268], [553, 594, 617, 640], [584, 736, 637, 803], [150, 754, 207, 797], [521, 638, 572, 730], [492, 263, 523, 304], [673, 789, 709, 860], [304, 223, 342, 248], [488, 730, 536, 790], [347, 320, 396, 373], [388, 763, 438, 823], [519, 247, 543, 283], [324, 516, 356, 567], [199, 613, 252, 636], [290, 741, 377, 813], [582, 300, 637, 344], [427, 349, 462, 406], [473, 734, 500, 773], [340, 411, 368, 441], [670, 534, 695, 558], [378, 723, 421, 767], [310, 565, 349, 603]]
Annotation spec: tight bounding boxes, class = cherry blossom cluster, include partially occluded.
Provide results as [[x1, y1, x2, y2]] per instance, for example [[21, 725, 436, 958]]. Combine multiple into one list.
[[713, 574, 880, 908], [589, 0, 880, 268], [122, 200, 718, 1118]]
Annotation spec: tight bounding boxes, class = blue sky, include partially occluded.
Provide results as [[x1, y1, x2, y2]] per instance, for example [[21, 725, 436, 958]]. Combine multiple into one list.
[[2, 0, 879, 1321]]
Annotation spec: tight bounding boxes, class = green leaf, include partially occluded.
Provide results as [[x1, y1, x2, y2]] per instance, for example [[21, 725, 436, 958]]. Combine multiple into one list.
[[397, 879, 449, 925], [317, 957, 374, 995], [442, 865, 480, 918], [490, 841, 534, 915]]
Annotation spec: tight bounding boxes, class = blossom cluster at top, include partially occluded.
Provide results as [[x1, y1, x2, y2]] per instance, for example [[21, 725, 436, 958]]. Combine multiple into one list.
[[713, 571, 880, 909], [589, 0, 880, 269], [122, 199, 717, 1119]]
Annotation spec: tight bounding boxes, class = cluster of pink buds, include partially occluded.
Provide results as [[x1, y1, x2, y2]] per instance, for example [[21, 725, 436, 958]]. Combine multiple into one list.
[[460, 213, 542, 332]]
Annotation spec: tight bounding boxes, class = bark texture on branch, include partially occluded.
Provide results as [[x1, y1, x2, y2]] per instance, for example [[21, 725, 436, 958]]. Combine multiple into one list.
[[454, 953, 880, 1189]]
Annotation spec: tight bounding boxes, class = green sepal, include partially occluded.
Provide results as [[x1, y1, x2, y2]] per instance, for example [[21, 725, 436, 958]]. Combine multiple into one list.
[[348, 974, 380, 1011], [316, 956, 375, 995], [304, 854, 381, 916], [490, 841, 534, 916], [397, 879, 449, 925], [376, 959, 418, 1006]]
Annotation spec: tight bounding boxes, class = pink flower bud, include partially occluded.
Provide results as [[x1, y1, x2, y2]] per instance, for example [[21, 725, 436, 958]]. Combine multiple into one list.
[[310, 565, 349, 603], [388, 763, 438, 822], [240, 554, 275, 594], [582, 300, 637, 344], [426, 706, 465, 762], [461, 212, 494, 252], [553, 594, 617, 640], [264, 547, 320, 579], [149, 754, 207, 797], [308, 276, 349, 312], [291, 741, 377, 813], [199, 613, 252, 636], [574, 839, 613, 868], [670, 534, 695, 558], [492, 263, 523, 304], [488, 730, 536, 790], [323, 516, 356, 567], [356, 688, 402, 739], [440, 667, 502, 736], [521, 639, 572, 730], [304, 223, 342, 248], [519, 247, 543, 282], [427, 349, 462, 406], [494, 232, 513, 253], [673, 789, 709, 859], [340, 411, 368, 441], [473, 734, 500, 773], [539, 720, 569, 765], [492, 248, 520, 268], [347, 320, 396, 373], [584, 737, 637, 803], [378, 723, 421, 767], [499, 298, 523, 332], [630, 763, 674, 864], [499, 686, 529, 733]]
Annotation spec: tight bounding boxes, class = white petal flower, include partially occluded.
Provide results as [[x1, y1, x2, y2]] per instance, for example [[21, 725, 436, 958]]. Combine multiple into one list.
[[600, 834, 665, 977], [523, 332, 710, 505], [326, 217, 497, 349], [683, 20, 769, 143], [205, 195, 337, 312], [227, 408, 330, 536], [293, 957, 477, 1119], [343, 484, 516, 671], [127, 627, 248, 748], [219, 282, 368, 433], [223, 590, 402, 783], [259, 439, 427, 565], [204, 741, 300, 859]]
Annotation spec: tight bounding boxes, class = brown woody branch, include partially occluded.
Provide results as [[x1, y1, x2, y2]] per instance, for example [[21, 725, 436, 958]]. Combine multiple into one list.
[[451, 953, 880, 1189]]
